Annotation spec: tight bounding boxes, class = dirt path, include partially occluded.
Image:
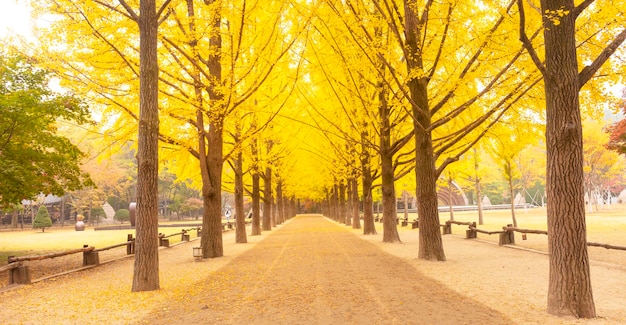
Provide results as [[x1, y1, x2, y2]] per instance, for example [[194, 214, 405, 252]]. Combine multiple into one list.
[[143, 215, 510, 324]]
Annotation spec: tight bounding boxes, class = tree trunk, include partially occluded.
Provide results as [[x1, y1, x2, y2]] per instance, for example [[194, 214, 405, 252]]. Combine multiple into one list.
[[414, 129, 445, 261], [11, 207, 18, 228], [200, 120, 224, 258], [541, 0, 595, 317], [361, 168, 376, 235], [474, 149, 484, 225], [379, 61, 401, 243], [405, 0, 445, 261], [251, 170, 261, 236], [339, 180, 347, 225], [507, 161, 518, 227], [132, 0, 160, 292], [197, 4, 225, 258], [381, 147, 400, 242], [351, 178, 361, 229], [276, 180, 284, 225], [271, 198, 277, 227], [403, 192, 409, 221], [345, 178, 352, 226], [263, 165, 272, 231], [60, 196, 65, 227], [447, 176, 455, 221], [234, 149, 247, 243]]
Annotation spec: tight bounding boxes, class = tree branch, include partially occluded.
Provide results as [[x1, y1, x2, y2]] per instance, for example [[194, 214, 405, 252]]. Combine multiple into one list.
[[573, 0, 595, 18], [157, 0, 173, 19], [578, 28, 626, 89], [116, 0, 139, 21], [517, 0, 545, 76]]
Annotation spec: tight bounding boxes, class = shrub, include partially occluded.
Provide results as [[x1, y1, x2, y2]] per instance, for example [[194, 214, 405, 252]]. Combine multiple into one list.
[[114, 209, 130, 223], [33, 206, 52, 232]]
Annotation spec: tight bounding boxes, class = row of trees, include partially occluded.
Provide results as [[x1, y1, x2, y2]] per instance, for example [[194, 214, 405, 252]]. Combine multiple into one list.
[[9, 0, 625, 318]]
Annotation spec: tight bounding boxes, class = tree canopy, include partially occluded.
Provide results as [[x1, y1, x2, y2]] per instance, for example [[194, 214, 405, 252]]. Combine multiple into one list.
[[0, 52, 92, 208]]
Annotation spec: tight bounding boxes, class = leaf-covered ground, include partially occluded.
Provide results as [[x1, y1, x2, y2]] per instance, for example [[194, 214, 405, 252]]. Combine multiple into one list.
[[1, 215, 626, 324]]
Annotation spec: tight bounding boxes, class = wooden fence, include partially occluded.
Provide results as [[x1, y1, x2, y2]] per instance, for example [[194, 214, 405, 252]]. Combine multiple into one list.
[[2, 227, 204, 287], [442, 219, 626, 251]]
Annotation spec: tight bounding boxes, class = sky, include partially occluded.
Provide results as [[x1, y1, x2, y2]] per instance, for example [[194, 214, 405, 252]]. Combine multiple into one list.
[[0, 0, 33, 39]]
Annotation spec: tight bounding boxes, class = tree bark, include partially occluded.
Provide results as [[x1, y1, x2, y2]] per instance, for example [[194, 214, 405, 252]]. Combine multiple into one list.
[[378, 60, 401, 243], [339, 180, 347, 225], [276, 180, 284, 225], [251, 169, 262, 236], [132, 0, 160, 292], [403, 192, 409, 221], [540, 0, 595, 317], [263, 165, 272, 231], [404, 0, 445, 261], [351, 178, 361, 229], [234, 148, 247, 243], [271, 198, 277, 227], [381, 142, 400, 242], [11, 207, 18, 228], [507, 161, 518, 227], [199, 0, 225, 259], [361, 166, 376, 235], [473, 148, 484, 225], [447, 176, 455, 221], [345, 178, 353, 226]]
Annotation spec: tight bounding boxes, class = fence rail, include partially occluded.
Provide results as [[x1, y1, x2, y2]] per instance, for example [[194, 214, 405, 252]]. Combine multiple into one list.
[[2, 233, 140, 286], [443, 219, 626, 251], [8, 247, 94, 263], [587, 242, 626, 251]]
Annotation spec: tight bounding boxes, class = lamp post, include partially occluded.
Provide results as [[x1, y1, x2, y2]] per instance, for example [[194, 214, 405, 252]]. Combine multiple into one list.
[[193, 246, 202, 260]]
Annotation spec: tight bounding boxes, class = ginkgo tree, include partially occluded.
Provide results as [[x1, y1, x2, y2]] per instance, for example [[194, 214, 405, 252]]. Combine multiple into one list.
[[517, 0, 626, 317], [31, 0, 308, 262], [312, 0, 545, 261], [304, 1, 418, 240], [486, 118, 543, 227]]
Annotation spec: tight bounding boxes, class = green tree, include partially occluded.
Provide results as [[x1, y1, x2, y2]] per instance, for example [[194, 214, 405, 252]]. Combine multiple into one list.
[[114, 208, 130, 224], [0, 53, 92, 208], [33, 206, 52, 232]]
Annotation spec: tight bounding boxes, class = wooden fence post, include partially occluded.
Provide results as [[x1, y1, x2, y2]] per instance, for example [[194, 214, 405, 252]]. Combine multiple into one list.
[[181, 230, 190, 242], [8, 259, 31, 285], [499, 224, 515, 245], [442, 221, 452, 235], [159, 233, 170, 247], [466, 222, 477, 239], [127, 234, 135, 255], [82, 244, 99, 266]]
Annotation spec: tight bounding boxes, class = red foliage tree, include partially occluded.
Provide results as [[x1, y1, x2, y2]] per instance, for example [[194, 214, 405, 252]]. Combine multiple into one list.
[[606, 87, 626, 154]]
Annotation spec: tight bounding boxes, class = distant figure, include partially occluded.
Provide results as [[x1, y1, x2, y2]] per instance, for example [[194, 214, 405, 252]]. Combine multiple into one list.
[[225, 209, 232, 223]]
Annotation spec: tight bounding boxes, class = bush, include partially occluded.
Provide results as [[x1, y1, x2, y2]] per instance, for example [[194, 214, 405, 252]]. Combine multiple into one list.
[[33, 206, 52, 232], [114, 209, 130, 223]]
